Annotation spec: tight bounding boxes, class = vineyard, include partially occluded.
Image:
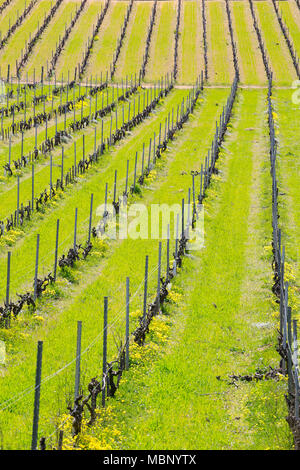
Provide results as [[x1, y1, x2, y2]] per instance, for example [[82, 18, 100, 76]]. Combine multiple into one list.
[[0, 0, 299, 453]]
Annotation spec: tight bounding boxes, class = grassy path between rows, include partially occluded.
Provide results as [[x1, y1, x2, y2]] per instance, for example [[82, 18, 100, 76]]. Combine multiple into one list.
[[0, 0, 28, 38], [274, 89, 300, 318], [206, 0, 234, 85], [0, 89, 228, 449], [0, 0, 53, 76], [178, 0, 203, 85], [254, 1, 296, 86], [22, 0, 81, 80], [55, 0, 104, 79], [84, 89, 292, 450], [0, 89, 185, 300], [145, 0, 176, 83], [114, 1, 153, 81], [231, 1, 266, 85], [0, 85, 123, 169], [278, 0, 300, 60], [0, 86, 125, 207], [84, 1, 128, 80]]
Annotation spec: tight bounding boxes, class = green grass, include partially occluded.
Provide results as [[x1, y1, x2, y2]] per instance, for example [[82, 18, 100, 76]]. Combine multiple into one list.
[[274, 89, 300, 318], [0, 89, 185, 304], [0, 84, 120, 170], [231, 1, 267, 85], [83, 90, 292, 450], [0, 0, 53, 76], [55, 1, 104, 79], [206, 0, 234, 85], [278, 0, 300, 59], [114, 1, 153, 81], [0, 89, 230, 449], [0, 0, 28, 37], [22, 0, 81, 80], [145, 0, 176, 82], [84, 1, 128, 79], [255, 1, 297, 85], [0, 88, 129, 207], [178, 0, 203, 85]]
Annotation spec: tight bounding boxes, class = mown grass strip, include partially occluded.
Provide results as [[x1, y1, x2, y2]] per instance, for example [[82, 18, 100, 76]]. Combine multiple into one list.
[[274, 89, 300, 317], [145, 0, 176, 82], [178, 0, 203, 85], [55, 1, 104, 80], [84, 1, 128, 80], [0, 0, 52, 76], [0, 0, 28, 38], [88, 89, 292, 450], [278, 0, 300, 58], [22, 0, 81, 79], [0, 89, 183, 300], [206, 0, 234, 85], [254, 0, 296, 85], [114, 1, 152, 81], [0, 88, 228, 450], [231, 1, 266, 85]]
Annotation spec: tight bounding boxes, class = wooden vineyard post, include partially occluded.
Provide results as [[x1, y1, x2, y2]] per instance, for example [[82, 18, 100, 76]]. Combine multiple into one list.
[[287, 306, 293, 397], [74, 321, 82, 401], [5, 251, 11, 328], [125, 277, 130, 371], [187, 188, 191, 239], [143, 255, 149, 324], [31, 163, 35, 211], [102, 297, 108, 407], [173, 214, 179, 276], [31, 341, 43, 450], [74, 142, 77, 177], [293, 320, 299, 419], [113, 170, 117, 212], [200, 164, 203, 201], [61, 147, 64, 187], [88, 194, 94, 244], [157, 242, 162, 313], [124, 159, 129, 204], [133, 152, 137, 190], [166, 224, 170, 282], [74, 208, 78, 249], [50, 153, 53, 199], [34, 234, 40, 301], [181, 198, 185, 239], [17, 176, 20, 226], [53, 219, 60, 282]]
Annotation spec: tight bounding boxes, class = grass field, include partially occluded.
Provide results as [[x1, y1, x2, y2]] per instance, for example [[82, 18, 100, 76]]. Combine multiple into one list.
[[0, 0, 53, 76], [274, 89, 300, 316], [22, 0, 81, 79], [0, 0, 28, 38], [145, 0, 176, 82], [278, 0, 300, 59], [206, 0, 234, 85], [84, 1, 128, 80], [0, 0, 299, 453], [231, 1, 266, 85], [88, 90, 291, 450], [254, 0, 297, 85], [55, 0, 104, 79], [114, 1, 153, 81], [0, 88, 224, 449], [178, 0, 203, 84]]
